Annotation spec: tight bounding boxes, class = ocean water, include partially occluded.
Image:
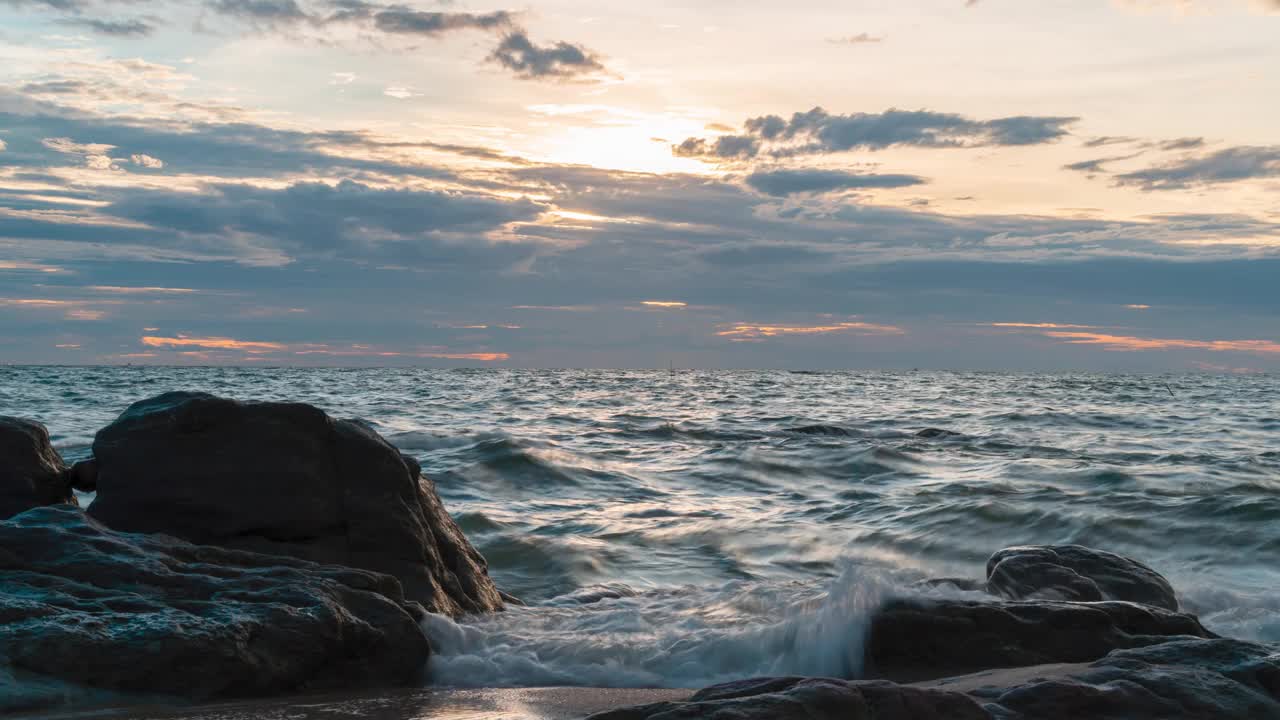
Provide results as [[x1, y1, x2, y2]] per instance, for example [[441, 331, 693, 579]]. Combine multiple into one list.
[[2, 367, 1278, 689]]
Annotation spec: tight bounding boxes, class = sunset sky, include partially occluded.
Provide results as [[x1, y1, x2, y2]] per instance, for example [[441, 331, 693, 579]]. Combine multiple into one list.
[[1, 0, 1277, 369]]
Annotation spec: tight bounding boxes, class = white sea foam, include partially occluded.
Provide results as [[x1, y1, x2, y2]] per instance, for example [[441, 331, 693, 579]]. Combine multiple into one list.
[[424, 564, 897, 689]]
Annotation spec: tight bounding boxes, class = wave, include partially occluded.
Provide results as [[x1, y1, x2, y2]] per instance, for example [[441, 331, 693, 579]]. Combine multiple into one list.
[[423, 564, 896, 689]]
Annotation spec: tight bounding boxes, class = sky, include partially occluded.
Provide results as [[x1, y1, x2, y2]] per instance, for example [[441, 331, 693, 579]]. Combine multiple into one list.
[[0, 0, 1277, 369]]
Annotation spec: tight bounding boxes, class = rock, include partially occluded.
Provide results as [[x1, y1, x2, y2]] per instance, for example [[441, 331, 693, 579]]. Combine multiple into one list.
[[86, 391, 502, 617], [986, 545, 1178, 611], [986, 638, 1280, 719], [865, 598, 1213, 682], [68, 458, 98, 492], [0, 505, 430, 714], [586, 677, 991, 720], [593, 639, 1280, 720], [0, 416, 75, 520]]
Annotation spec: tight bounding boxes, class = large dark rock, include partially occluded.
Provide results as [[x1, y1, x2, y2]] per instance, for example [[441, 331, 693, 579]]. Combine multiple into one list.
[[0, 416, 75, 520], [594, 639, 1280, 720], [986, 638, 1280, 719], [586, 677, 992, 720], [0, 505, 430, 714], [865, 597, 1213, 682], [986, 545, 1178, 611], [86, 391, 502, 617]]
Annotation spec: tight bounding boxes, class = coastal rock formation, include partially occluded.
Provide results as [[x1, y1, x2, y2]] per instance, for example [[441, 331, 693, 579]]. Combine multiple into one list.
[[587, 677, 991, 720], [0, 505, 430, 714], [593, 638, 1280, 720], [986, 545, 1179, 610], [0, 416, 75, 520], [986, 638, 1280, 719], [865, 597, 1213, 681], [86, 391, 502, 616], [595, 544, 1274, 720]]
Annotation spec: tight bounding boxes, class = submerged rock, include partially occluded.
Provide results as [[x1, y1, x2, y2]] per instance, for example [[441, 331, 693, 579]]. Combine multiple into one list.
[[986, 545, 1179, 611], [865, 597, 1212, 682], [0, 416, 75, 520], [0, 505, 430, 714], [87, 391, 502, 616]]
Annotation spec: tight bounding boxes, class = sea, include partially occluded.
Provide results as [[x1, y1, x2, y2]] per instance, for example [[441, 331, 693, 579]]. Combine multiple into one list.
[[2, 367, 1277, 691]]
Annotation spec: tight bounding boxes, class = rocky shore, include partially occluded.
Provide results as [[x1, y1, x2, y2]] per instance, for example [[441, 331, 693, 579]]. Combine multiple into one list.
[[2, 392, 1277, 719]]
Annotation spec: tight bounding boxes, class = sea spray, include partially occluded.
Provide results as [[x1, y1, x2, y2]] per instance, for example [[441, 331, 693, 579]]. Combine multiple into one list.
[[423, 562, 895, 689]]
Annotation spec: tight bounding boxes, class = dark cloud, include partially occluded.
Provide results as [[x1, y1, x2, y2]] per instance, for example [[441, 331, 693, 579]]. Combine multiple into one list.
[[103, 179, 543, 257], [488, 32, 605, 80], [1115, 146, 1280, 190], [1158, 137, 1205, 151], [1083, 136, 1138, 148], [0, 0, 85, 10], [0, 91, 469, 181], [63, 16, 155, 35], [672, 136, 759, 160], [373, 8, 512, 35], [675, 107, 1077, 161], [1062, 152, 1142, 175], [744, 168, 926, 196], [205, 0, 308, 25]]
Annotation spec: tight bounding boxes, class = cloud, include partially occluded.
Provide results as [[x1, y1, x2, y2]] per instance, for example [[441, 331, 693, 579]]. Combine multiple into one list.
[[1115, 146, 1280, 190], [988, 322, 1101, 329], [640, 300, 686, 308], [83, 285, 195, 294], [98, 178, 546, 266], [141, 334, 286, 351], [488, 32, 605, 81], [1062, 153, 1143, 175], [1043, 331, 1280, 355], [827, 33, 884, 44], [0, 139, 6, 152], [372, 8, 513, 35], [0, 297, 113, 320], [744, 168, 927, 196], [205, 0, 309, 26], [63, 17, 155, 36], [716, 321, 904, 341], [674, 107, 1077, 161]]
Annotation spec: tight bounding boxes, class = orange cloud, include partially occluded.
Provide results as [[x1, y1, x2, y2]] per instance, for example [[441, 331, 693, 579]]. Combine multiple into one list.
[[640, 301, 687, 308], [141, 335, 287, 352], [86, 286, 196, 294], [1125, 304, 1152, 310], [417, 352, 510, 361], [0, 261, 61, 273], [1044, 331, 1280, 355], [717, 321, 904, 340], [0, 298, 112, 320], [989, 322, 1099, 329]]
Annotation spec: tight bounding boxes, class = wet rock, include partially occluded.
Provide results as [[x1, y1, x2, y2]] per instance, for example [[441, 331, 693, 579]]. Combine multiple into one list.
[[594, 638, 1280, 720], [986, 638, 1280, 719], [68, 458, 98, 492], [0, 505, 430, 714], [87, 391, 502, 617], [865, 598, 1213, 682], [0, 416, 75, 520], [986, 545, 1178, 611], [586, 677, 991, 720]]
